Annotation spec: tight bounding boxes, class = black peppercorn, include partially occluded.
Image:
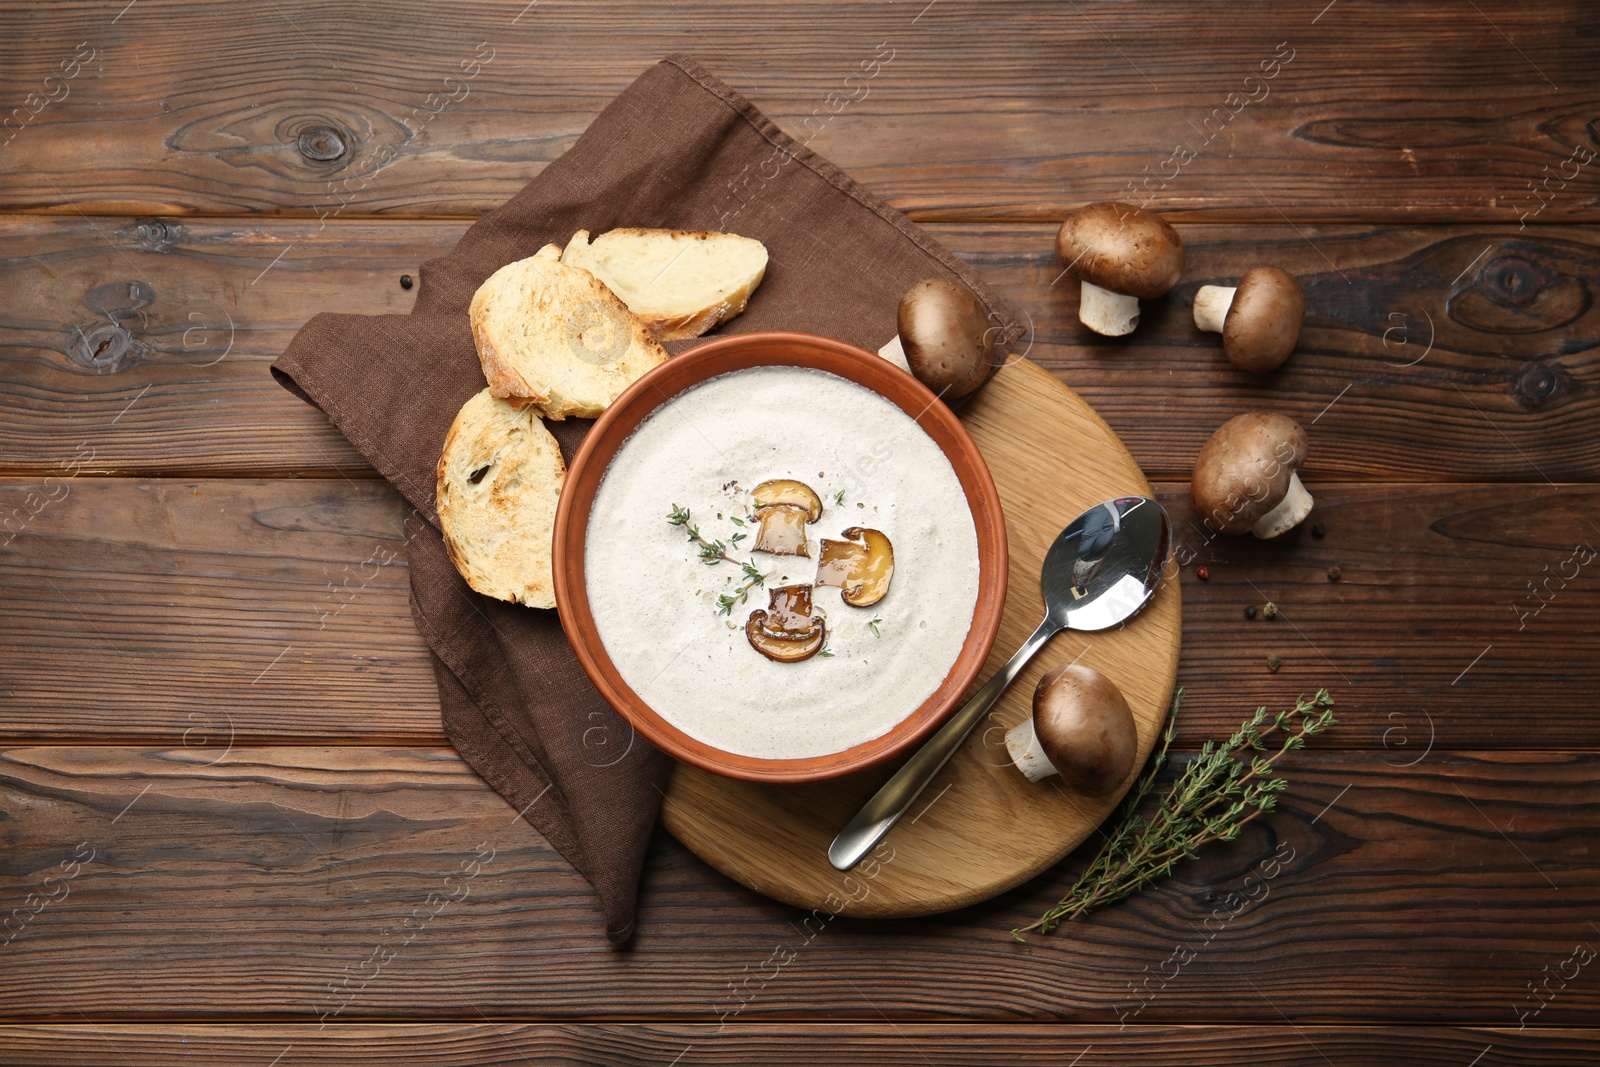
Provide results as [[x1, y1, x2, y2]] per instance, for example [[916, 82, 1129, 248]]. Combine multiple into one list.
[[1311, 522, 1326, 539], [400, 274, 414, 290], [1245, 605, 1258, 620]]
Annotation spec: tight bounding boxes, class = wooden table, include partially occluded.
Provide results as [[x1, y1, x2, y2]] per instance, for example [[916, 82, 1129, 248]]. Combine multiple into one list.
[[2, 2, 1596, 1062]]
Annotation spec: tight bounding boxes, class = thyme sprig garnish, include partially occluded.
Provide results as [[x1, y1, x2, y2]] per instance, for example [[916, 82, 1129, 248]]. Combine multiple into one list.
[[667, 503, 739, 565], [1013, 687, 1336, 940], [668, 504, 768, 616], [716, 560, 767, 616]]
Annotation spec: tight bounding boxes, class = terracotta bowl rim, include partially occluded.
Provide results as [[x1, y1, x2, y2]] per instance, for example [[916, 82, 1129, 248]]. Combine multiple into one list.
[[552, 330, 1008, 784]]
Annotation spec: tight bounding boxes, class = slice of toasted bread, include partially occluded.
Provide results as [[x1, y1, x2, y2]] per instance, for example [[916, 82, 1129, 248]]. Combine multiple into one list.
[[469, 252, 668, 421], [436, 389, 566, 608], [559, 228, 768, 341]]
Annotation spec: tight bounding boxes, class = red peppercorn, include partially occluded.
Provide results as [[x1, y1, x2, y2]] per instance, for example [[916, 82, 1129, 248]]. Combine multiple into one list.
[[1196, 566, 1210, 581]]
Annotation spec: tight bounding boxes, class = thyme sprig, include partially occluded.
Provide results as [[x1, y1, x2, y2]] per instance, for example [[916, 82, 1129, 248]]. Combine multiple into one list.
[[667, 503, 739, 565], [715, 559, 767, 616], [668, 504, 768, 616], [1013, 687, 1336, 940]]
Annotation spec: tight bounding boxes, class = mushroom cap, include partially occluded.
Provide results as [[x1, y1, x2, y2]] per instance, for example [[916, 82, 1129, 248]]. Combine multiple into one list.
[[1055, 202, 1185, 300], [1191, 411, 1309, 536], [1032, 663, 1138, 797], [1224, 266, 1305, 372], [897, 278, 995, 399], [751, 478, 823, 522], [745, 585, 826, 662]]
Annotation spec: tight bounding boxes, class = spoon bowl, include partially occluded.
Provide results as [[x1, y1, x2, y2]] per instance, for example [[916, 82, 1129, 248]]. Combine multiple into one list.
[[1051, 496, 1172, 632]]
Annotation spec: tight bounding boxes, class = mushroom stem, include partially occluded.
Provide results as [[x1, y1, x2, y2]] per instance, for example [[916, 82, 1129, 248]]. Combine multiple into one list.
[[1193, 285, 1237, 333], [1004, 718, 1061, 783], [1078, 280, 1141, 337], [1250, 470, 1314, 538], [876, 334, 912, 372]]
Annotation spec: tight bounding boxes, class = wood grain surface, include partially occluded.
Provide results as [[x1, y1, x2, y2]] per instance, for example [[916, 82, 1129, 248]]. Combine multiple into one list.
[[2, 0, 1597, 1050], [0, 1023, 1595, 1066], [2, 2, 1594, 222], [0, 744, 1595, 1024], [3, 477, 1592, 749], [2, 218, 1596, 482], [663, 358, 1181, 916]]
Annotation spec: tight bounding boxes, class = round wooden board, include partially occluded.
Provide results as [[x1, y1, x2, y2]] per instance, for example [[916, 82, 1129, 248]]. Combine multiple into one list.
[[659, 358, 1182, 918]]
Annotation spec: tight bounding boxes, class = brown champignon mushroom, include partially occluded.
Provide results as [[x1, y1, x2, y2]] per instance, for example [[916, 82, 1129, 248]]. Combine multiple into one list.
[[1004, 663, 1136, 793], [895, 278, 995, 399], [751, 479, 823, 522], [745, 584, 826, 663], [1193, 266, 1305, 372], [1191, 411, 1313, 538], [815, 527, 894, 607], [1055, 202, 1185, 337]]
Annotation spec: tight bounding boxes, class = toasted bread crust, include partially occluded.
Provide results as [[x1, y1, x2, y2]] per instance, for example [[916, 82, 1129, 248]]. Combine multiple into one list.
[[468, 252, 668, 421], [436, 389, 566, 608], [560, 228, 768, 342]]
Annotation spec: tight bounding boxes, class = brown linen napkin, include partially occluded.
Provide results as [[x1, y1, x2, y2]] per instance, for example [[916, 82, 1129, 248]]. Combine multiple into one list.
[[273, 54, 1019, 944]]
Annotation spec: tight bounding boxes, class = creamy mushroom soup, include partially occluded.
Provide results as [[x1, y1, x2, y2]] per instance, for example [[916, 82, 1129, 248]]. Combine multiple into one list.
[[585, 365, 981, 760]]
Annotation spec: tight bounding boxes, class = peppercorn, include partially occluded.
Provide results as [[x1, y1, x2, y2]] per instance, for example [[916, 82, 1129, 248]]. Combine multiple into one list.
[[1263, 601, 1279, 620], [400, 274, 414, 290], [1311, 522, 1326, 539], [1266, 652, 1282, 672], [1245, 605, 1257, 620], [1327, 565, 1342, 581], [1196, 565, 1210, 581]]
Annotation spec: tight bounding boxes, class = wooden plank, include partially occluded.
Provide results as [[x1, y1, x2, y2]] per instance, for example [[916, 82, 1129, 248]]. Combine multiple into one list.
[[0, 477, 437, 741], [3, 217, 1597, 481], [3, 477, 1596, 749], [0, 1023, 1596, 1065], [0, 745, 1595, 1023], [0, 217, 442, 477], [2, 2, 1595, 222]]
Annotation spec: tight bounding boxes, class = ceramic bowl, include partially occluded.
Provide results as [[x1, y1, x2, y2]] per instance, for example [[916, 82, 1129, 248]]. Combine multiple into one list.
[[552, 331, 1007, 783]]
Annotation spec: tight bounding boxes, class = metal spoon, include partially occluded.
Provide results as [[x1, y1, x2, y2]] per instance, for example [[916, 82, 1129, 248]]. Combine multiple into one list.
[[828, 495, 1171, 871]]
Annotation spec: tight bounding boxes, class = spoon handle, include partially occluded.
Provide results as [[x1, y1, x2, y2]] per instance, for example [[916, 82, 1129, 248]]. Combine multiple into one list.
[[828, 615, 1062, 870]]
